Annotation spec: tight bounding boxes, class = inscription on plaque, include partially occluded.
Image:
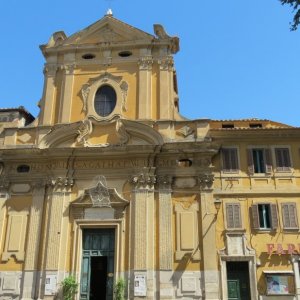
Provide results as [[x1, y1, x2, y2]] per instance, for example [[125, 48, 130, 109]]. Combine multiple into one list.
[[84, 207, 115, 219]]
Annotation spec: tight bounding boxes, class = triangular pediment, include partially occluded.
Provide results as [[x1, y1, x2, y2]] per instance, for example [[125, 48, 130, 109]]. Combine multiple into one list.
[[55, 16, 155, 47]]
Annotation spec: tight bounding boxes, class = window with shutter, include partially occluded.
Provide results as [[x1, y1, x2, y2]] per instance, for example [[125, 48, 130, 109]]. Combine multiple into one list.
[[248, 148, 273, 174], [275, 148, 291, 172], [252, 203, 278, 230], [226, 203, 242, 229], [282, 203, 298, 229], [222, 148, 239, 172]]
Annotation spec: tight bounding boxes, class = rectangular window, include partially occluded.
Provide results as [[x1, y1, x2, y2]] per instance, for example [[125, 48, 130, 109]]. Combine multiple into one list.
[[247, 148, 272, 174], [266, 273, 295, 295], [226, 203, 242, 229], [251, 203, 278, 230], [222, 148, 239, 172], [282, 203, 298, 229], [275, 148, 291, 171]]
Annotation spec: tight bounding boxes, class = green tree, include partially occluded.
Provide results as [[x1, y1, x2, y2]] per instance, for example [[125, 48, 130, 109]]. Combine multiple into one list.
[[280, 0, 300, 30]]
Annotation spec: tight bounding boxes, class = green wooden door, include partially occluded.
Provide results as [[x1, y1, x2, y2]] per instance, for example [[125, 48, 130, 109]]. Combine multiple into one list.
[[227, 280, 241, 300], [80, 229, 115, 300], [227, 261, 251, 300]]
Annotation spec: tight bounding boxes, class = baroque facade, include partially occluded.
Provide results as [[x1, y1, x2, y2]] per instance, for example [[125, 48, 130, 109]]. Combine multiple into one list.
[[0, 12, 300, 300]]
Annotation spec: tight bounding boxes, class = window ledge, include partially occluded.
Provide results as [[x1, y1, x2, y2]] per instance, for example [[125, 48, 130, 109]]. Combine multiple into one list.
[[222, 170, 240, 175], [282, 228, 299, 232], [263, 270, 294, 274], [254, 229, 276, 233], [249, 173, 272, 177], [225, 228, 246, 233]]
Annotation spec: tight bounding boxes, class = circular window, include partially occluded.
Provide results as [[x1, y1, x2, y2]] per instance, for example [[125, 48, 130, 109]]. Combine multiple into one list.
[[118, 51, 132, 57], [82, 53, 96, 60], [17, 165, 30, 173], [94, 85, 117, 117]]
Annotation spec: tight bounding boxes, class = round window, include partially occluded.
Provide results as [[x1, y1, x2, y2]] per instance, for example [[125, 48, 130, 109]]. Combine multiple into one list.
[[94, 85, 117, 117]]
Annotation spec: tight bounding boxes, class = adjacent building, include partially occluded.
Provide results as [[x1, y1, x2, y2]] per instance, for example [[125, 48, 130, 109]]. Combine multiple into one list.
[[0, 12, 299, 300]]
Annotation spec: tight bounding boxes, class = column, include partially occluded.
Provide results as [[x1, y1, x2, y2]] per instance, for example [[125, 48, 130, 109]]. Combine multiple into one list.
[[59, 63, 75, 123], [37, 177, 73, 299], [199, 174, 220, 300], [39, 64, 58, 126], [0, 177, 9, 257], [130, 168, 156, 299], [292, 257, 300, 300], [138, 56, 153, 119], [157, 176, 174, 299], [21, 180, 46, 300], [158, 56, 174, 119]]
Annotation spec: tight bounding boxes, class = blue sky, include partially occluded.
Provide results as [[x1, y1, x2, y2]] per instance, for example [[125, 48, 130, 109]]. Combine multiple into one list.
[[0, 0, 299, 126]]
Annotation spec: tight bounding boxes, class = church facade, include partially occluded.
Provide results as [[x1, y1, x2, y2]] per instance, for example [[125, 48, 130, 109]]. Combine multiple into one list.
[[0, 13, 300, 300]]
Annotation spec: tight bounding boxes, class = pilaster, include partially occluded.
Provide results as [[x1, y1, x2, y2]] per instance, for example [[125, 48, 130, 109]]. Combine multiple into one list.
[[21, 180, 46, 300], [158, 56, 174, 119], [157, 175, 174, 299], [39, 63, 58, 126], [0, 177, 9, 259], [130, 168, 156, 299], [59, 63, 75, 123], [198, 174, 220, 300], [38, 177, 73, 298], [138, 56, 153, 119]]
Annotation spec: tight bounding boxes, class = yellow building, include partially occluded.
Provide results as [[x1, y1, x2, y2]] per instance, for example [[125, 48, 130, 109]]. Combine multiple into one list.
[[0, 12, 299, 300]]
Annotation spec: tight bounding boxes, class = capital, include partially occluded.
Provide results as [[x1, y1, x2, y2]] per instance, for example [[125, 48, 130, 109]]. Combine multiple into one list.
[[43, 64, 58, 76], [131, 168, 156, 189], [157, 175, 173, 190], [138, 56, 153, 70], [198, 173, 214, 191], [47, 176, 74, 191], [158, 56, 174, 71]]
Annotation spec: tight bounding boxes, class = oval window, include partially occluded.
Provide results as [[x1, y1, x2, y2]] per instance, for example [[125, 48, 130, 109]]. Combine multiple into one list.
[[94, 85, 117, 117]]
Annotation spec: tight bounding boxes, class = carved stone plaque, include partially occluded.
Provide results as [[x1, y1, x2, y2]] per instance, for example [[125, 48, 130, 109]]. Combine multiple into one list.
[[84, 207, 115, 220]]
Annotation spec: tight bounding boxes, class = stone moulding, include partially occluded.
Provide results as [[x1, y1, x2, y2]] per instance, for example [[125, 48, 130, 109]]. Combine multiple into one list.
[[38, 117, 164, 148], [71, 182, 129, 220], [38, 121, 86, 149], [80, 71, 129, 115]]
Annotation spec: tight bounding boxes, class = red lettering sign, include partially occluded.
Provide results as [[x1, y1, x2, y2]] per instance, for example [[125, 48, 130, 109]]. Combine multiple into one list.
[[266, 243, 299, 255]]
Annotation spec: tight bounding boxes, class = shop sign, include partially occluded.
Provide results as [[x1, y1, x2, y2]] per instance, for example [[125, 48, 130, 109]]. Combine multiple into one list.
[[267, 243, 300, 255]]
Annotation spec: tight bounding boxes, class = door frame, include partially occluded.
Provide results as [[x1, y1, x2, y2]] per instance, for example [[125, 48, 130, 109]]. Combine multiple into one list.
[[72, 220, 124, 300], [220, 256, 258, 300]]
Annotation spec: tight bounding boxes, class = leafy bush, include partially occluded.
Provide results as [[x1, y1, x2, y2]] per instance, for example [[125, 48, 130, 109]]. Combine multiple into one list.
[[61, 275, 78, 300], [114, 277, 126, 300]]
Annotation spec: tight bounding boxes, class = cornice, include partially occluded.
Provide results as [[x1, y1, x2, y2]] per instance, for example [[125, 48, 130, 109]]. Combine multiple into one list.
[[214, 190, 300, 197], [42, 40, 174, 55], [210, 128, 300, 140]]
